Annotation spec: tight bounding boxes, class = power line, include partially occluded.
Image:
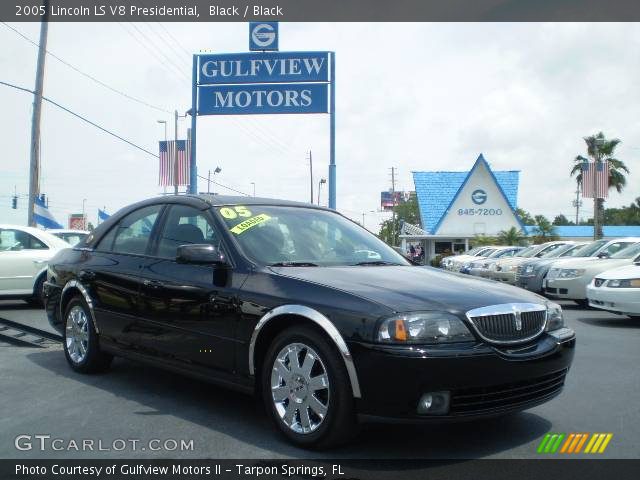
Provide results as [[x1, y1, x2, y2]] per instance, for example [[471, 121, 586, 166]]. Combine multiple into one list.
[[1, 21, 172, 115], [0, 79, 158, 159], [127, 22, 190, 81], [196, 174, 250, 196]]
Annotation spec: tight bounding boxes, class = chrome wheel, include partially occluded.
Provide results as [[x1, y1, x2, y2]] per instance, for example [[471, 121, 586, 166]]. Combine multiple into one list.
[[65, 305, 89, 364], [270, 342, 330, 434]]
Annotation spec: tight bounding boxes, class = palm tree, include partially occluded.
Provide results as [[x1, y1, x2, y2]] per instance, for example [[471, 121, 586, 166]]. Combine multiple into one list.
[[531, 215, 558, 243], [497, 227, 524, 245], [570, 132, 630, 238]]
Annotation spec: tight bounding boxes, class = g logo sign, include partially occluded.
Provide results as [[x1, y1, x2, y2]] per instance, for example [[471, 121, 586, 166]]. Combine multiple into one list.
[[471, 189, 487, 205], [251, 23, 277, 50]]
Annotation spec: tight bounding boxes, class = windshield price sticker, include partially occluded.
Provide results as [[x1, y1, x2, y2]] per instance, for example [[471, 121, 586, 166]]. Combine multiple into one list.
[[229, 214, 272, 235], [219, 206, 252, 219]]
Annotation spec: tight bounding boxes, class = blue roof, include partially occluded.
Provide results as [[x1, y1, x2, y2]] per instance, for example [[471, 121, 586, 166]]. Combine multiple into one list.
[[412, 154, 520, 234], [525, 225, 640, 238]]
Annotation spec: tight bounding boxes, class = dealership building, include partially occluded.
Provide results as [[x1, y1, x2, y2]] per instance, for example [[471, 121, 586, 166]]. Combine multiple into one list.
[[400, 154, 640, 262]]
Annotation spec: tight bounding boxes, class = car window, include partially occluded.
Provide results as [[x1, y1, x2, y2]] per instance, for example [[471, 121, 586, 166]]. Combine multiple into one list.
[[55, 232, 88, 246], [109, 205, 163, 255], [156, 205, 220, 259], [0, 229, 47, 251], [217, 205, 408, 267], [611, 242, 640, 259], [534, 244, 563, 257], [603, 242, 633, 256]]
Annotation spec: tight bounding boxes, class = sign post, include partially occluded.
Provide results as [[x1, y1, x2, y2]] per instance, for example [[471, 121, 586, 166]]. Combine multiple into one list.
[[188, 26, 336, 208]]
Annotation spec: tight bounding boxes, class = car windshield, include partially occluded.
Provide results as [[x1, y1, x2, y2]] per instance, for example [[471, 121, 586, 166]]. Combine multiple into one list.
[[542, 244, 576, 258], [217, 205, 410, 267], [519, 246, 543, 258], [564, 240, 606, 257], [54, 232, 88, 246], [610, 242, 640, 259]]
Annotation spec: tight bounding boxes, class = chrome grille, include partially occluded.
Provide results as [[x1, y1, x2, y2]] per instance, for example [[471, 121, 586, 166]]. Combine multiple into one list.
[[466, 303, 547, 344]]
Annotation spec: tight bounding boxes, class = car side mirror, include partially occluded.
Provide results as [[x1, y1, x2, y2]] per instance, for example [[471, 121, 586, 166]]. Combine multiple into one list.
[[176, 244, 226, 265], [597, 252, 609, 259]]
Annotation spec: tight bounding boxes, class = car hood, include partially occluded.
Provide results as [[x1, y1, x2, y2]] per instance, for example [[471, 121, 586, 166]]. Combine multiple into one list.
[[549, 257, 616, 269], [594, 263, 640, 280], [269, 265, 546, 314]]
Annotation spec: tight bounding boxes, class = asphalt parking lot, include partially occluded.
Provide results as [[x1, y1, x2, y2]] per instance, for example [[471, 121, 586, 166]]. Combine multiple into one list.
[[0, 300, 638, 459]]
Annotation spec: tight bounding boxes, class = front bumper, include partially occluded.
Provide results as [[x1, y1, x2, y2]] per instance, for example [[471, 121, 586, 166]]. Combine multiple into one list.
[[516, 271, 545, 293], [544, 277, 589, 300], [350, 329, 575, 422], [587, 284, 640, 316], [489, 269, 517, 284]]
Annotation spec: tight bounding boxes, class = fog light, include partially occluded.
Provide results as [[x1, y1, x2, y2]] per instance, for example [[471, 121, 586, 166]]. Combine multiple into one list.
[[417, 391, 450, 415]]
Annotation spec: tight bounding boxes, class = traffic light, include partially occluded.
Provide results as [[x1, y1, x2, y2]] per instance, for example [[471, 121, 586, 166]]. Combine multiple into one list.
[[11, 195, 17, 209]]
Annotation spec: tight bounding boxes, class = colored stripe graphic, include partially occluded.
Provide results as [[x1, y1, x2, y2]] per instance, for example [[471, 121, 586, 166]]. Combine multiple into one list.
[[539, 433, 613, 454]]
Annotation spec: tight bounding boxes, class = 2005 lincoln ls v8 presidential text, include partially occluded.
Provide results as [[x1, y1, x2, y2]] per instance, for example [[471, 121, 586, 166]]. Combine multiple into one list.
[[44, 195, 575, 448]]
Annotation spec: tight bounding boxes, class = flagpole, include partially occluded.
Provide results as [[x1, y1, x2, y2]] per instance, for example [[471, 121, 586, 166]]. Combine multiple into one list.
[[174, 110, 179, 195]]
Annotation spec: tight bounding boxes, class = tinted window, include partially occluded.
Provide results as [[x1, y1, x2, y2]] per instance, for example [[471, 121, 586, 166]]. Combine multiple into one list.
[[0, 229, 47, 251], [217, 205, 408, 266], [603, 241, 633, 256], [110, 205, 162, 255], [156, 205, 220, 259]]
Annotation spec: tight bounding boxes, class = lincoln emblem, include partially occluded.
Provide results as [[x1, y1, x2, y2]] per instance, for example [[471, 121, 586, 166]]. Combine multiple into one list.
[[514, 310, 523, 331]]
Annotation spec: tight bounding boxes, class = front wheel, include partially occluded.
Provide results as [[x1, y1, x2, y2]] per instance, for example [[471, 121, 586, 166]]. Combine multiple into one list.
[[63, 296, 112, 373], [262, 326, 357, 449]]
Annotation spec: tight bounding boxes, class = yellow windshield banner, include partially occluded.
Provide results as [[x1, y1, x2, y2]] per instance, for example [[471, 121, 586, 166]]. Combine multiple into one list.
[[230, 214, 271, 235]]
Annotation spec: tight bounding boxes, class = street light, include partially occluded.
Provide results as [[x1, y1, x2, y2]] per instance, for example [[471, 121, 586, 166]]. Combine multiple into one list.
[[207, 166, 222, 194], [251, 182, 256, 197], [317, 178, 326, 205], [81, 198, 87, 230]]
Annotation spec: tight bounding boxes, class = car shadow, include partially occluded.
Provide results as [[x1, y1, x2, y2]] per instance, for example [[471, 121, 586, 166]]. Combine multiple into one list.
[[26, 349, 550, 461], [0, 301, 39, 311], [576, 316, 639, 329]]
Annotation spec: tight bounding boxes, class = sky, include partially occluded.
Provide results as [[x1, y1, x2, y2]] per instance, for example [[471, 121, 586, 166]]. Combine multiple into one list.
[[1, 22, 639, 232]]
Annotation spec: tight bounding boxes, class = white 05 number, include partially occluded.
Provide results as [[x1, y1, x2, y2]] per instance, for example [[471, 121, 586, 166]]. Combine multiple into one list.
[[219, 206, 252, 219]]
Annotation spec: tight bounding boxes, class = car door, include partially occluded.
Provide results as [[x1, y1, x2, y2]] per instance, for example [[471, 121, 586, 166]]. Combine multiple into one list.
[[0, 228, 50, 295], [136, 204, 239, 374], [86, 204, 164, 347]]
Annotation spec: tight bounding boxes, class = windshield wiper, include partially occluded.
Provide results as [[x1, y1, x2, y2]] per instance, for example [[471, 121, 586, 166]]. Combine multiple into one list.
[[352, 261, 402, 266], [268, 261, 319, 267]]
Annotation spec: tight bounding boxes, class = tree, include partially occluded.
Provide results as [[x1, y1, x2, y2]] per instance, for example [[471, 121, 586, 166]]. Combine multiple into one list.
[[570, 132, 630, 238], [531, 215, 559, 243], [497, 227, 525, 245], [516, 208, 535, 225], [473, 234, 498, 246], [553, 214, 572, 226], [378, 195, 420, 246]]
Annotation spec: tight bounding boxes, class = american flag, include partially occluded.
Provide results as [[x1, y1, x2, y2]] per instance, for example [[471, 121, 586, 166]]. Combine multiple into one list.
[[159, 140, 191, 186], [582, 161, 609, 199]]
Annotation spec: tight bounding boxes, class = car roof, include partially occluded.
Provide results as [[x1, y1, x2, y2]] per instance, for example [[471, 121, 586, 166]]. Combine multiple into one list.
[[0, 224, 70, 249]]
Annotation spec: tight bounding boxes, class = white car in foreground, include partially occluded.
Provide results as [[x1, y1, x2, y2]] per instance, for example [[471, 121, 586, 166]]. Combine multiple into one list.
[[587, 263, 640, 319], [0, 225, 70, 305]]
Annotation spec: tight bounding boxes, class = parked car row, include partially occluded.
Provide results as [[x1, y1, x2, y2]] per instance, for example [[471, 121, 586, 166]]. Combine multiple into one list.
[[0, 225, 88, 305], [443, 237, 640, 318]]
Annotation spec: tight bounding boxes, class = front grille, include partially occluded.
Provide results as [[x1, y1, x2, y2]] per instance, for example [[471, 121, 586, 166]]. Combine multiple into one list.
[[466, 304, 547, 344], [594, 278, 605, 287], [450, 369, 567, 415]]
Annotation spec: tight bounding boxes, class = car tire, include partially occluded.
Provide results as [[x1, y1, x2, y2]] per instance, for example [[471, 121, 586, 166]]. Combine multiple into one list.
[[26, 275, 46, 307], [262, 325, 357, 449], [576, 299, 590, 308], [63, 296, 112, 373]]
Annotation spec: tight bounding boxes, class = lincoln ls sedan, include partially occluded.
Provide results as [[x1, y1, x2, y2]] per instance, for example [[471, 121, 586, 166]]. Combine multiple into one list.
[[44, 195, 575, 448]]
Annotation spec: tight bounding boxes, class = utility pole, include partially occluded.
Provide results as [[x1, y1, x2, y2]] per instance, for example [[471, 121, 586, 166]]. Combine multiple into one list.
[[28, 1, 49, 227], [572, 183, 582, 224], [308, 150, 314, 204], [174, 110, 179, 195], [390, 167, 397, 244]]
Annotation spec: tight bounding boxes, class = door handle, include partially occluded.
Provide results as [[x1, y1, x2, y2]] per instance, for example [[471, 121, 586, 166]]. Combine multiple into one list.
[[143, 279, 163, 289], [78, 270, 95, 281]]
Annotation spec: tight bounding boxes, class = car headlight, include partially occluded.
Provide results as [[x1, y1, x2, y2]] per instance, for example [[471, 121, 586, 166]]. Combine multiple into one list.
[[508, 265, 518, 272], [607, 278, 640, 288], [524, 265, 535, 274], [463, 263, 471, 269], [377, 312, 474, 344], [557, 268, 586, 279], [545, 302, 564, 331]]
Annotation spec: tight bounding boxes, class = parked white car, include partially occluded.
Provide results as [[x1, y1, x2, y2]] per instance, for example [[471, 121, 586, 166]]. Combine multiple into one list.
[[49, 229, 90, 246], [586, 263, 640, 319], [545, 242, 640, 306], [0, 225, 70, 305]]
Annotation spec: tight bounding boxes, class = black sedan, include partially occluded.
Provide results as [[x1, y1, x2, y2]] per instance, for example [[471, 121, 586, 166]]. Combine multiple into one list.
[[44, 195, 575, 448]]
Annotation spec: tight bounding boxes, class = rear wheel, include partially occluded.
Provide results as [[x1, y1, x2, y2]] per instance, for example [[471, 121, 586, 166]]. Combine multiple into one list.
[[262, 326, 357, 449], [26, 275, 46, 307], [63, 296, 112, 373]]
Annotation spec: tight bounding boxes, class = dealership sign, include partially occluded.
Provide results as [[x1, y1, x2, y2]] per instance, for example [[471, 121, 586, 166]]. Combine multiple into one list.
[[189, 25, 337, 207]]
